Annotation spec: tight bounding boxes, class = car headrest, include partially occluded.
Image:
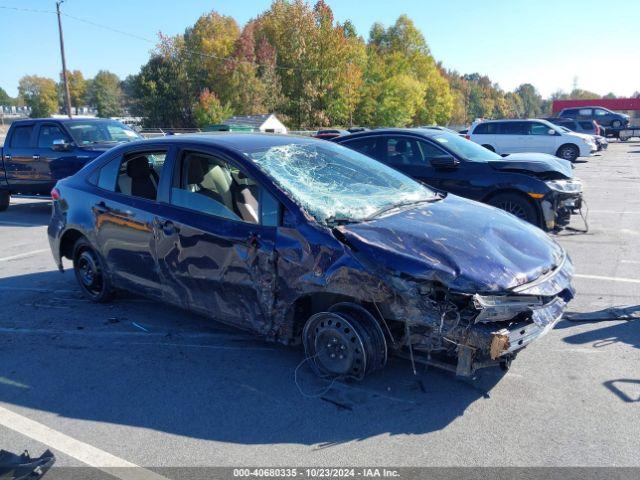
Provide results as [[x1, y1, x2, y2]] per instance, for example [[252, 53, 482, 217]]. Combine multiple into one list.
[[395, 140, 408, 153], [186, 156, 208, 184], [126, 156, 152, 179]]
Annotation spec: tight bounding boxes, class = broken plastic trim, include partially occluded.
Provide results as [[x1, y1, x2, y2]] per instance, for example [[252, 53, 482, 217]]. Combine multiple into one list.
[[473, 294, 543, 323]]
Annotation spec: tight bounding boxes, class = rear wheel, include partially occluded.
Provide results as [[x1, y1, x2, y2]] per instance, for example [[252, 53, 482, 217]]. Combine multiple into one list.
[[302, 303, 387, 381], [488, 193, 538, 226], [73, 238, 113, 303], [0, 191, 9, 212], [556, 144, 579, 162]]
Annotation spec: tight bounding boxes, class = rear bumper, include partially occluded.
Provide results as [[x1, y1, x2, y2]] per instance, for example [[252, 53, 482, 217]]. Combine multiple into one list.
[[47, 204, 65, 270]]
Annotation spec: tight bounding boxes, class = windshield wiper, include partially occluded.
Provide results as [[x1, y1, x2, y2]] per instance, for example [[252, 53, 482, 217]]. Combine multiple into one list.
[[364, 198, 438, 222], [324, 216, 358, 227]]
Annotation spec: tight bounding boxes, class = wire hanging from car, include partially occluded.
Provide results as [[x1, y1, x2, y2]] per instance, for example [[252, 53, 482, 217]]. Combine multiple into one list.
[[293, 349, 342, 398]]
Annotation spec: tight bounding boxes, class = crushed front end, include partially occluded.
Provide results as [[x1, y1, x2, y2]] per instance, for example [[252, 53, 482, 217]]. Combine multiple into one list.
[[388, 255, 575, 377], [541, 179, 584, 230]]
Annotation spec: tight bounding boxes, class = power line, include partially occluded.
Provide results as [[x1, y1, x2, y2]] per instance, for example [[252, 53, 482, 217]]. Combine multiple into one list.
[[0, 5, 55, 14], [1, 3, 351, 74]]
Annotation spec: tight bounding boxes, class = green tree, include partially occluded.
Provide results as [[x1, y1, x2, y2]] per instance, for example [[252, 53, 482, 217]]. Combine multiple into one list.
[[514, 83, 542, 117], [0, 87, 13, 106], [88, 70, 123, 117], [18, 75, 59, 117], [60, 70, 87, 112], [193, 88, 233, 127]]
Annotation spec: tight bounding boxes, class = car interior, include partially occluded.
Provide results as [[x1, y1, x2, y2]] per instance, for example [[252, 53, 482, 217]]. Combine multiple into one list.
[[116, 153, 163, 200], [180, 152, 260, 224]]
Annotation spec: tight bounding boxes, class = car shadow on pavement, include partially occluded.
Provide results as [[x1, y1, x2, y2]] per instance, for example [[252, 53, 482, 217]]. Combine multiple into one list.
[[0, 200, 51, 227], [0, 270, 505, 446], [557, 306, 639, 351], [603, 379, 640, 403]]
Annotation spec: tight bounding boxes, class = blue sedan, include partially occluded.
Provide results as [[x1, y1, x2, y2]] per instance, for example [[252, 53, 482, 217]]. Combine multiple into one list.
[[48, 134, 575, 379]]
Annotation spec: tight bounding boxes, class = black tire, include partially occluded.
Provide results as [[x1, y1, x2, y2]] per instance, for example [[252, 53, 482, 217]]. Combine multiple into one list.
[[611, 120, 622, 128], [72, 238, 113, 303], [556, 144, 579, 162], [488, 192, 538, 226], [302, 304, 387, 381], [481, 144, 495, 152], [0, 191, 9, 212]]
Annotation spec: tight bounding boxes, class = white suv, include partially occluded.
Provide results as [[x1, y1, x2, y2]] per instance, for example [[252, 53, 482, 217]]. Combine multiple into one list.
[[468, 119, 596, 161]]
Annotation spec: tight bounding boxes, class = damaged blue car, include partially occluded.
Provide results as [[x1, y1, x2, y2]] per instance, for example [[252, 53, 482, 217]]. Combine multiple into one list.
[[48, 134, 575, 379]]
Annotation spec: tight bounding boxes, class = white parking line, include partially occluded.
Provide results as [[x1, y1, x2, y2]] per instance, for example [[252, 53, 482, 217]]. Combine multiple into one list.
[[0, 221, 46, 227], [575, 273, 640, 284], [589, 210, 640, 214], [0, 405, 169, 480], [0, 249, 49, 262], [621, 260, 640, 264]]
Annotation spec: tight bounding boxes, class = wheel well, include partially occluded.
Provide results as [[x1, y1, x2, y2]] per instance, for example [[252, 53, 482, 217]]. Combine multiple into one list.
[[556, 143, 579, 156], [481, 144, 495, 152], [482, 189, 542, 227], [59, 229, 85, 260], [283, 293, 376, 345]]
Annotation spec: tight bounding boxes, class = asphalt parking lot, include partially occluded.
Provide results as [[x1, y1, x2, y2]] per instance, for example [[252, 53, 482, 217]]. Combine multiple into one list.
[[0, 141, 638, 475]]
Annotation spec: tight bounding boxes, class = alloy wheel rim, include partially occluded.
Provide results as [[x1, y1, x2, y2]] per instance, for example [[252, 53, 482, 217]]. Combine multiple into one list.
[[499, 201, 527, 220]]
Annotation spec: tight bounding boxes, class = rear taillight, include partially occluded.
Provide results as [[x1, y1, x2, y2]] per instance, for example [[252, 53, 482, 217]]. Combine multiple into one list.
[[594, 122, 600, 136], [51, 188, 61, 200], [465, 134, 471, 140]]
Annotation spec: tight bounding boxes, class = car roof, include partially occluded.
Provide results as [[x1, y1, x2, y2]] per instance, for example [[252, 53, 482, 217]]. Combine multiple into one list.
[[335, 128, 440, 141], [115, 132, 324, 152]]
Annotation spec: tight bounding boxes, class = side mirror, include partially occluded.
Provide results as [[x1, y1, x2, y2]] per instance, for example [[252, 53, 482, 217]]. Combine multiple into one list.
[[52, 139, 73, 151], [431, 155, 459, 169], [548, 129, 557, 136]]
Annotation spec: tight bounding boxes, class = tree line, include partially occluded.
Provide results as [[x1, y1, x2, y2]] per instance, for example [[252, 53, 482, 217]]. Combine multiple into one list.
[[2, 0, 633, 128]]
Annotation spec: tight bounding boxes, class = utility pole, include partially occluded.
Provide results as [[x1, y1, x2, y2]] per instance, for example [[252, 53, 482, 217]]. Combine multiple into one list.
[[56, 1, 72, 118]]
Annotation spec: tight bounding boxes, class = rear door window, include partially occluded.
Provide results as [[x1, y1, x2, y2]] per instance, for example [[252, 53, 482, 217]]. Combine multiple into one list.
[[578, 108, 593, 116], [384, 137, 425, 166], [97, 150, 166, 201], [579, 121, 595, 130], [342, 137, 380, 159], [10, 125, 33, 148], [500, 122, 527, 135]]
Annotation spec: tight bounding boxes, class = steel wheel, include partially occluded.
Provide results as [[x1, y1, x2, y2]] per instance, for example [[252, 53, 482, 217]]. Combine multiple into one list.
[[73, 238, 113, 302], [303, 306, 387, 381], [612, 120, 622, 128]]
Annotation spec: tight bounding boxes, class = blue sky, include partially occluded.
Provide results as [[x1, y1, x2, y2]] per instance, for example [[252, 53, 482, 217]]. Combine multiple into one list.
[[1, 0, 638, 98]]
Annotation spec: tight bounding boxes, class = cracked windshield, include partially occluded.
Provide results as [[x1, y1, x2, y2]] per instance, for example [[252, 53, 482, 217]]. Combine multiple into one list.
[[244, 141, 438, 225]]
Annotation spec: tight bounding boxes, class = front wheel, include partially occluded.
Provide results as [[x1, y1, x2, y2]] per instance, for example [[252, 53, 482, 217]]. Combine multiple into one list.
[[611, 120, 622, 128], [0, 191, 9, 212], [488, 193, 538, 226], [556, 144, 579, 162], [73, 238, 113, 303], [302, 304, 387, 381]]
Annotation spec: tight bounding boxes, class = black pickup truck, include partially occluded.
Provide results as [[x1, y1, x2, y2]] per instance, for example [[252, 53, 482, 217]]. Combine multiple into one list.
[[0, 118, 141, 211]]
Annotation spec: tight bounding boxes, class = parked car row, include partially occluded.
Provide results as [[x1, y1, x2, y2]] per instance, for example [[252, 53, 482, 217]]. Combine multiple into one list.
[[467, 119, 597, 161], [1, 118, 587, 381]]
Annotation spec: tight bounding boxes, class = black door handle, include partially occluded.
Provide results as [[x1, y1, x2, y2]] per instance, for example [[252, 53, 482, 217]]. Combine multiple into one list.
[[94, 201, 109, 214]]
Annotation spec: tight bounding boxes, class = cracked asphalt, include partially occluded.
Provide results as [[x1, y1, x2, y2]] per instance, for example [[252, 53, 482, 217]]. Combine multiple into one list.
[[0, 141, 638, 474]]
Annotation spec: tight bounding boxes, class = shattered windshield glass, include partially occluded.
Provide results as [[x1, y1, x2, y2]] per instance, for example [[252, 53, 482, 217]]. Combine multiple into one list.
[[244, 141, 438, 225]]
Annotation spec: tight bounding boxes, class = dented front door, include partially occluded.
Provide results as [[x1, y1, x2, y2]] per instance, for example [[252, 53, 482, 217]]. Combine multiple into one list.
[[154, 207, 277, 333]]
